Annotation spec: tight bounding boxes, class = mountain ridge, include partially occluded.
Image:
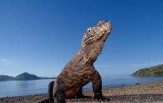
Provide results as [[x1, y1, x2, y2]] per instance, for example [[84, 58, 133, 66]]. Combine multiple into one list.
[[0, 72, 55, 81]]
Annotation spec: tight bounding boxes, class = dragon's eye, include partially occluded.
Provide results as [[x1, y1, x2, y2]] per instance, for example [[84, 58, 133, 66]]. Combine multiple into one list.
[[87, 28, 91, 32]]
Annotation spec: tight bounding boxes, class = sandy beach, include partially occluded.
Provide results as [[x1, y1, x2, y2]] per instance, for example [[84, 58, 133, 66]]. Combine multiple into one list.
[[0, 81, 163, 103]]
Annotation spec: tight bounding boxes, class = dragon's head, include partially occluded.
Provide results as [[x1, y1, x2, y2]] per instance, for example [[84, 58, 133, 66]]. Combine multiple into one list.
[[82, 20, 111, 48], [81, 21, 112, 63]]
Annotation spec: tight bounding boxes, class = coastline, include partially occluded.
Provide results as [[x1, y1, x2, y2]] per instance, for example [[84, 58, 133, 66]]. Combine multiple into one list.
[[0, 81, 163, 103]]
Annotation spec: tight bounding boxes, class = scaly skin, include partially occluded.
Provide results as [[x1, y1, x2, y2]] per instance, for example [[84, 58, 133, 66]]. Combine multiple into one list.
[[48, 21, 112, 103]]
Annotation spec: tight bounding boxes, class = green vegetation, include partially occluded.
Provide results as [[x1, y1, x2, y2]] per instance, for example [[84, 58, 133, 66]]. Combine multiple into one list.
[[132, 64, 163, 77]]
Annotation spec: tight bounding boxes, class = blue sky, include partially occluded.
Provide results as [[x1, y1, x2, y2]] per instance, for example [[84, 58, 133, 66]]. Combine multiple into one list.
[[0, 0, 163, 77]]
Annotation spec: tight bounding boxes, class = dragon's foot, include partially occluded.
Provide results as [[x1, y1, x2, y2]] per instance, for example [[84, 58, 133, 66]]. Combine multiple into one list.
[[94, 95, 111, 101]]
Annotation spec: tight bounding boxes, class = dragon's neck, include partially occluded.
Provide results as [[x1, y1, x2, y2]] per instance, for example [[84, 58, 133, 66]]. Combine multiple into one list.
[[77, 43, 104, 65]]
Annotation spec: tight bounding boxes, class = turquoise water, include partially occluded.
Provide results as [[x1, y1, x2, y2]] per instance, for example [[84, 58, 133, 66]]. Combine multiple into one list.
[[0, 75, 163, 98]]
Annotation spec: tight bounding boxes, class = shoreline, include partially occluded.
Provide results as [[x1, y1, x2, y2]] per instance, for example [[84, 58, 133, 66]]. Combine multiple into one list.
[[0, 81, 163, 103]]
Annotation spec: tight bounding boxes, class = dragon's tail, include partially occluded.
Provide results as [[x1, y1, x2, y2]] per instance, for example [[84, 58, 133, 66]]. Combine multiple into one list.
[[48, 81, 54, 102], [39, 81, 54, 103]]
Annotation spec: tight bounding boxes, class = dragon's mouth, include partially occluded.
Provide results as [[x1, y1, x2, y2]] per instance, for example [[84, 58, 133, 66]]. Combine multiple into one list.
[[94, 21, 111, 41], [101, 24, 108, 31], [98, 21, 111, 34]]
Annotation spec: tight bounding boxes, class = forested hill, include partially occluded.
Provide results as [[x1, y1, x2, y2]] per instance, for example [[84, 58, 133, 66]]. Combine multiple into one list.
[[132, 64, 163, 77]]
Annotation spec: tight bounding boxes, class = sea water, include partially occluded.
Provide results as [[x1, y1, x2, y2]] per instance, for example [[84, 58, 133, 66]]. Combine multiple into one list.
[[0, 75, 163, 98]]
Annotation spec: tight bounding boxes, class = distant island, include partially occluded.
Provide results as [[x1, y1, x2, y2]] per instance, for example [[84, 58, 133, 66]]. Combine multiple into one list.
[[0, 72, 55, 81], [132, 64, 163, 77]]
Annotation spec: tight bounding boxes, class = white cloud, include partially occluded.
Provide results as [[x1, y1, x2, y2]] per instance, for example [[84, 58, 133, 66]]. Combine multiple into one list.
[[95, 64, 110, 68], [0, 59, 22, 67], [95, 63, 129, 68], [0, 59, 7, 62], [0, 59, 11, 66]]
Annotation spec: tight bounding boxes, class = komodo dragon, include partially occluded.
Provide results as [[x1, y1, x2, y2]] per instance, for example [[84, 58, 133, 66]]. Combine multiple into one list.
[[42, 20, 112, 103]]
